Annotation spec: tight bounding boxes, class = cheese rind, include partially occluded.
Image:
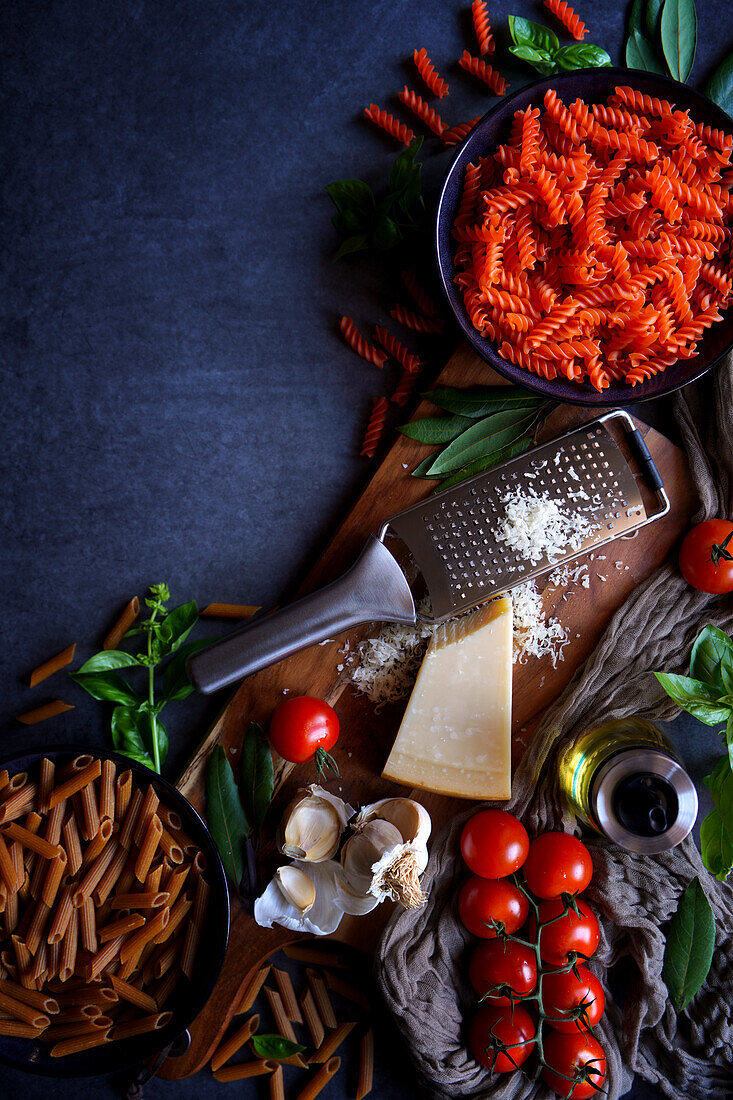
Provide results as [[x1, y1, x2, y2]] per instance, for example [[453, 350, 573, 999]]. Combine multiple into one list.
[[382, 597, 513, 800]]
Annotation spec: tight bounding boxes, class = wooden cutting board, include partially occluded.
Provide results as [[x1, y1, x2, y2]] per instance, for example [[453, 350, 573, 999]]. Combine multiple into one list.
[[160, 343, 697, 1079]]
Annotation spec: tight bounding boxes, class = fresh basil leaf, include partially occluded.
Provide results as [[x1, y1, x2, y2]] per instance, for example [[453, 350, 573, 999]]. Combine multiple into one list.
[[388, 137, 423, 195], [660, 0, 697, 82], [653, 671, 732, 725], [721, 652, 733, 697], [76, 650, 141, 673], [70, 670, 140, 706], [423, 386, 546, 419], [251, 1034, 307, 1060], [510, 44, 556, 64], [157, 600, 198, 655], [704, 756, 733, 817], [725, 711, 733, 771], [704, 52, 733, 114], [136, 703, 169, 768], [399, 414, 474, 445], [435, 438, 533, 492], [162, 638, 216, 703], [111, 705, 154, 769], [700, 807, 733, 880], [206, 745, 249, 883], [663, 876, 715, 1011], [645, 0, 664, 39], [240, 722, 274, 835], [508, 15, 559, 54], [333, 234, 369, 261], [626, 29, 666, 72], [325, 179, 375, 217], [690, 625, 733, 692], [426, 408, 542, 477], [371, 215, 401, 251], [411, 454, 445, 479], [555, 43, 612, 70]]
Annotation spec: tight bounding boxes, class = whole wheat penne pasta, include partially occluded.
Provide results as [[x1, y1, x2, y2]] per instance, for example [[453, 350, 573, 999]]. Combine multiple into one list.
[[158, 827, 183, 865], [81, 818, 113, 868], [41, 849, 68, 909], [235, 965, 270, 1014], [20, 814, 43, 881], [79, 779, 100, 841], [72, 842, 118, 908], [210, 1012, 260, 1071], [306, 969, 337, 1029], [18, 874, 30, 906], [356, 1028, 374, 1099], [47, 939, 60, 981], [157, 807, 182, 832], [201, 603, 260, 619], [152, 891, 191, 944], [0, 882, 7, 915], [296, 1056, 341, 1100], [133, 787, 159, 848], [0, 1019, 47, 1037], [44, 799, 66, 847], [30, 644, 77, 688], [42, 1017, 111, 1042], [152, 967, 178, 1007], [214, 1059, 278, 1082], [143, 863, 163, 893], [30, 936, 48, 981], [4, 823, 60, 862], [92, 844, 129, 906], [325, 972, 371, 1011], [3, 773, 29, 795], [0, 771, 9, 795], [4, 888, 18, 934], [38, 759, 54, 815], [55, 986, 117, 1007], [269, 1064, 285, 1100], [162, 865, 189, 907], [0, 833, 18, 892], [99, 760, 116, 823], [48, 884, 75, 944], [103, 596, 140, 651], [264, 987, 297, 1043], [134, 815, 162, 882], [192, 850, 207, 873], [79, 896, 98, 953], [120, 906, 168, 963], [98, 912, 145, 943], [48, 761, 101, 810], [62, 814, 82, 876], [25, 898, 50, 955], [191, 874, 209, 927], [115, 771, 132, 823], [86, 934, 126, 982], [0, 978, 59, 1014], [49, 1029, 111, 1056], [67, 755, 94, 775], [118, 788, 143, 850], [308, 1021, 356, 1064], [108, 974, 157, 1013], [111, 891, 168, 911], [151, 938, 179, 980], [273, 967, 302, 1024], [284, 943, 355, 970], [301, 989, 324, 1048], [16, 701, 74, 726], [180, 919, 199, 981], [111, 1009, 172, 1042], [0, 989, 49, 1028], [55, 1004, 101, 1022], [9, 841, 24, 893]]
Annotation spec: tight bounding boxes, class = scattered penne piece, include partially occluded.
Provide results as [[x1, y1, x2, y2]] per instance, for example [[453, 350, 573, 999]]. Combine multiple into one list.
[[29, 644, 77, 688], [17, 701, 74, 726]]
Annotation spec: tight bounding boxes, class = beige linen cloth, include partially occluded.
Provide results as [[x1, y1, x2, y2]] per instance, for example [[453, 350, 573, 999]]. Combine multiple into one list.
[[376, 354, 733, 1100]]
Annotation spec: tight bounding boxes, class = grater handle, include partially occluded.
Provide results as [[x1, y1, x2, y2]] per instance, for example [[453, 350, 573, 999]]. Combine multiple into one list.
[[187, 536, 417, 694], [626, 426, 664, 492]]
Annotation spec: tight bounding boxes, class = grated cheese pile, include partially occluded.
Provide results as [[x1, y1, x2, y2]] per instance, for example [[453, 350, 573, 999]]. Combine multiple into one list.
[[496, 488, 598, 565], [511, 580, 569, 667], [344, 601, 436, 707]]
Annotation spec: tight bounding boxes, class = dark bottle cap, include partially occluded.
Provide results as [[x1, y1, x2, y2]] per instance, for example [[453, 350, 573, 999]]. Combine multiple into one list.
[[591, 749, 697, 854]]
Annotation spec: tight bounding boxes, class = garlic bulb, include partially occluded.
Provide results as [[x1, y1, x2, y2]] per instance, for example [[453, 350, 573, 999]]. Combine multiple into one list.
[[254, 859, 345, 936], [342, 798, 432, 910], [278, 785, 354, 863], [353, 797, 432, 873]]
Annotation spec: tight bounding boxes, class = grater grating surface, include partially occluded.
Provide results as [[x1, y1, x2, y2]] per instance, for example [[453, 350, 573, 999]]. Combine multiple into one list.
[[382, 414, 648, 621]]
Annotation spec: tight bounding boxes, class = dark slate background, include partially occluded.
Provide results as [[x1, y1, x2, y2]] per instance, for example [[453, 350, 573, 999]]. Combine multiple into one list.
[[1, 1, 732, 1097]]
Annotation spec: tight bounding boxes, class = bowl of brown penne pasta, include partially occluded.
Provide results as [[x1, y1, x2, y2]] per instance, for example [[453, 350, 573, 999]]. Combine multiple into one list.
[[0, 746, 229, 1076]]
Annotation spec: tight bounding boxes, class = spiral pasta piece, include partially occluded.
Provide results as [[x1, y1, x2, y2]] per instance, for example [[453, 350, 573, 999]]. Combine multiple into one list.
[[398, 87, 447, 136], [389, 304, 445, 333], [339, 317, 387, 367], [441, 117, 482, 147], [391, 371, 420, 407], [471, 0, 494, 54], [360, 398, 388, 459], [458, 52, 507, 96], [543, 0, 587, 38], [373, 327, 423, 374], [363, 105, 414, 146], [413, 49, 449, 98]]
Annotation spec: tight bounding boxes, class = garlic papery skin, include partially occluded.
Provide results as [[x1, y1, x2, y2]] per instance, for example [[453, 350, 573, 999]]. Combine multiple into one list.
[[277, 785, 354, 863], [254, 860, 345, 936], [340, 820, 404, 896], [343, 799, 432, 910], [275, 865, 315, 914], [353, 797, 432, 875]]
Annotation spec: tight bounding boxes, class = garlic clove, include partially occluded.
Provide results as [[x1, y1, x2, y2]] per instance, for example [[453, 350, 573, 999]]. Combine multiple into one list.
[[353, 797, 432, 875], [254, 860, 345, 936], [335, 874, 380, 916], [341, 819, 404, 895], [278, 786, 354, 863], [275, 865, 316, 914]]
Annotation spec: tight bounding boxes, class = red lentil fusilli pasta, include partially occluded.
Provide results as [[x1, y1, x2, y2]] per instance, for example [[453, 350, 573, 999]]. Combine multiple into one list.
[[543, 0, 588, 39], [413, 48, 449, 98]]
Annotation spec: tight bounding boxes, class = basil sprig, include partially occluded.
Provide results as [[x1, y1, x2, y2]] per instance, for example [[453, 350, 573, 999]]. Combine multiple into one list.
[[508, 16, 611, 75], [252, 1034, 307, 1060], [663, 877, 715, 1011]]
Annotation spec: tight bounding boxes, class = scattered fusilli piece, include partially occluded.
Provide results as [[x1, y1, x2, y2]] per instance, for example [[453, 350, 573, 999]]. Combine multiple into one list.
[[360, 397, 388, 458], [391, 370, 420, 406], [458, 52, 507, 96], [363, 104, 415, 146], [398, 87, 448, 136], [339, 316, 388, 367], [442, 117, 482, 146], [401, 269, 440, 317], [543, 0, 587, 39], [390, 304, 446, 333], [471, 0, 494, 54], [374, 326, 424, 373], [413, 48, 449, 98]]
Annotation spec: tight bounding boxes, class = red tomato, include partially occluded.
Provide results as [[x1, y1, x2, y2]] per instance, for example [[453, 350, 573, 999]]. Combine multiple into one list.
[[468, 1002, 535, 1073], [679, 519, 733, 594], [269, 696, 339, 778], [530, 899, 600, 966], [523, 833, 593, 900], [541, 1030, 607, 1098], [468, 939, 537, 1004], [460, 810, 529, 879], [459, 876, 529, 938], [542, 965, 605, 1033]]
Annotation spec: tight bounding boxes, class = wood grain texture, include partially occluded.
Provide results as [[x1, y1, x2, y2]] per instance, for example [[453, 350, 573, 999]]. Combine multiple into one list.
[[159, 346, 697, 1079]]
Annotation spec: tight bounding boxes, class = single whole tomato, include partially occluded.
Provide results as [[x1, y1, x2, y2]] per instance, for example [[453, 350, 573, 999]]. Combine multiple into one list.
[[468, 939, 537, 1004], [542, 965, 606, 1033], [468, 1002, 535, 1073], [523, 833, 593, 900], [530, 898, 600, 966], [460, 810, 529, 879], [269, 696, 339, 778], [458, 876, 529, 938], [679, 519, 733, 594], [541, 1030, 607, 1098]]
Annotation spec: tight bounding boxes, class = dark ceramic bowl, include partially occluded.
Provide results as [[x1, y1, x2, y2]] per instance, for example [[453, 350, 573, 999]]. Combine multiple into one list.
[[436, 67, 733, 406], [0, 746, 229, 1078]]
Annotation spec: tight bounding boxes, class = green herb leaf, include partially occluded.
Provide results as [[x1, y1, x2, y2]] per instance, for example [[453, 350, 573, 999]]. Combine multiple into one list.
[[509, 44, 558, 74], [411, 454, 445, 479], [70, 670, 140, 706], [626, 28, 667, 72], [690, 625, 733, 693], [653, 671, 732, 725], [389, 137, 423, 195], [423, 386, 546, 418], [627, 0, 645, 35], [111, 705, 154, 769], [645, 0, 664, 39], [663, 876, 715, 1011], [371, 215, 401, 251], [425, 408, 542, 477], [162, 638, 217, 703], [205, 746, 249, 883], [76, 651, 141, 673], [435, 438, 533, 492], [399, 414, 474, 445], [251, 1034, 307, 1061], [240, 722, 274, 835], [701, 758, 733, 879], [660, 0, 697, 82], [332, 234, 369, 261], [704, 52, 733, 113], [555, 43, 612, 70], [157, 600, 198, 655], [721, 652, 733, 697], [508, 15, 559, 54], [325, 179, 375, 217]]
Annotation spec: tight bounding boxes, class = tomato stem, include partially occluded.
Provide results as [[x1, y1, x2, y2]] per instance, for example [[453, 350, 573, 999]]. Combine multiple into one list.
[[314, 746, 340, 780]]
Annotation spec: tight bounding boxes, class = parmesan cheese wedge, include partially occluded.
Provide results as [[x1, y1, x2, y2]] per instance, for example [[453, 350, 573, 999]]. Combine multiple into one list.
[[382, 596, 513, 800]]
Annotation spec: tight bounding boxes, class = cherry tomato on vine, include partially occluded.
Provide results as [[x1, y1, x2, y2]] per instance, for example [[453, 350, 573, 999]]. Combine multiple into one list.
[[542, 965, 605, 1033], [458, 876, 529, 938], [523, 833, 593, 900], [460, 810, 529, 879], [468, 939, 537, 1004], [679, 519, 733, 594], [541, 1030, 607, 1098], [269, 696, 339, 778], [468, 1002, 535, 1073], [530, 898, 600, 966]]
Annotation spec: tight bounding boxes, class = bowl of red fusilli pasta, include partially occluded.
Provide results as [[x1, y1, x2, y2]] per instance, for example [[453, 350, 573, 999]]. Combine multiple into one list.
[[436, 67, 733, 405]]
